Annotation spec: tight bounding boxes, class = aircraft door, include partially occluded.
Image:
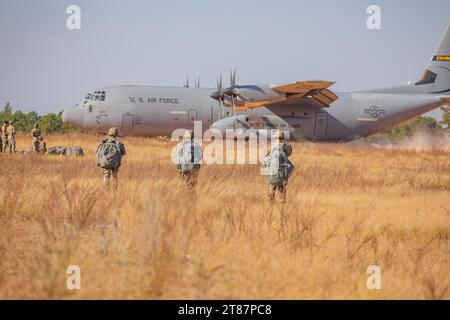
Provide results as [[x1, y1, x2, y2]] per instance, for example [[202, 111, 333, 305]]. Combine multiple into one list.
[[188, 109, 197, 127], [314, 113, 328, 138], [121, 113, 135, 135], [290, 117, 305, 139]]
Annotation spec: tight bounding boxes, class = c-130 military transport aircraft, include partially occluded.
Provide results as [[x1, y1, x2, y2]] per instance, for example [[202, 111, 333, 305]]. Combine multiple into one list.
[[62, 25, 450, 141]]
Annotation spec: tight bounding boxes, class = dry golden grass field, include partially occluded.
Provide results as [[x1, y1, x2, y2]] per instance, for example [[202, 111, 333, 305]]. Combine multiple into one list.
[[0, 133, 448, 299]]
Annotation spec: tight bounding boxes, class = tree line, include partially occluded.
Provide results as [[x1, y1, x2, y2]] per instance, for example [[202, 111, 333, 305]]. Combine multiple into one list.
[[386, 105, 449, 140], [0, 102, 76, 134]]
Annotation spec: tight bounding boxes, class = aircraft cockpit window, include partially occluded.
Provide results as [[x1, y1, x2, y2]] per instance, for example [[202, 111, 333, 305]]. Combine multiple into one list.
[[98, 91, 106, 101], [85, 91, 105, 101]]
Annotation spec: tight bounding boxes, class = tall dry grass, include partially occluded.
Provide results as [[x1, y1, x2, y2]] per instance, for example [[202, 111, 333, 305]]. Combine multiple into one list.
[[0, 133, 448, 299]]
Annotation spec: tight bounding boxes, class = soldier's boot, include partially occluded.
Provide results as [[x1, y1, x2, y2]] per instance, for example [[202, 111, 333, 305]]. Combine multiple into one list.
[[268, 184, 276, 201], [188, 172, 199, 189], [185, 174, 194, 189], [279, 184, 287, 203], [111, 177, 119, 191], [103, 169, 111, 190], [111, 169, 119, 191], [103, 177, 111, 190], [181, 172, 191, 188], [186, 177, 193, 189]]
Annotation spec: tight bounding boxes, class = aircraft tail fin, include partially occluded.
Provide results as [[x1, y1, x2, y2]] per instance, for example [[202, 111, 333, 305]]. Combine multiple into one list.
[[415, 24, 450, 94]]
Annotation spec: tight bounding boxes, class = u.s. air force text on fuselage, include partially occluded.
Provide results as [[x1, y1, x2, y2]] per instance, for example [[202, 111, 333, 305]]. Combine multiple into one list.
[[129, 97, 179, 104]]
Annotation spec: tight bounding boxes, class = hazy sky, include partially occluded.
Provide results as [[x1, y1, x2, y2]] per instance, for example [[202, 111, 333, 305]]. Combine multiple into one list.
[[0, 0, 449, 119]]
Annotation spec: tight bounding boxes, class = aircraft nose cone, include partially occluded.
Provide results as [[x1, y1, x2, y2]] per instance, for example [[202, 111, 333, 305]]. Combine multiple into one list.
[[61, 106, 84, 127], [61, 109, 67, 122]]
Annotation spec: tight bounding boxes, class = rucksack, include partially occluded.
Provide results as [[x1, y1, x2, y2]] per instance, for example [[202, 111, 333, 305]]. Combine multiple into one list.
[[265, 148, 293, 185], [282, 143, 293, 157], [96, 140, 122, 169], [46, 146, 66, 155], [66, 146, 84, 157], [176, 140, 202, 173]]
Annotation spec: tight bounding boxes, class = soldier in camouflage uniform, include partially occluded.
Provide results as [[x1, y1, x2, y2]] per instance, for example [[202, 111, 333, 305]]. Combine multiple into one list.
[[99, 127, 126, 190], [38, 136, 47, 153], [1, 121, 9, 153], [31, 123, 41, 153], [175, 130, 202, 189], [265, 130, 293, 202], [6, 122, 16, 153]]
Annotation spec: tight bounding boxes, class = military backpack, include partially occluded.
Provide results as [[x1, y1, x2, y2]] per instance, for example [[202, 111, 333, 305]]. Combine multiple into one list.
[[96, 140, 123, 169], [265, 148, 294, 185], [176, 141, 202, 173]]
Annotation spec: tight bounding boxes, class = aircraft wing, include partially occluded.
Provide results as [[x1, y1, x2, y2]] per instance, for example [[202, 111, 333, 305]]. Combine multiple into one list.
[[271, 80, 335, 95], [232, 81, 338, 110]]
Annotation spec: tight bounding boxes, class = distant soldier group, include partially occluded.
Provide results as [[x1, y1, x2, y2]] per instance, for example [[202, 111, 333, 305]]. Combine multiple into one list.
[[0, 122, 47, 154], [95, 126, 294, 202], [0, 121, 16, 153]]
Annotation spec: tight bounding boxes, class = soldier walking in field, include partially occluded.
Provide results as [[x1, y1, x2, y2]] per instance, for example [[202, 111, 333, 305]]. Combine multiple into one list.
[[174, 130, 203, 189], [96, 127, 126, 190], [31, 123, 41, 153], [263, 130, 294, 202]]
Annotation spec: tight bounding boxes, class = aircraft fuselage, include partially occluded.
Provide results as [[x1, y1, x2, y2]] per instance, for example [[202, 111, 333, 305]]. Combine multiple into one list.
[[62, 85, 443, 141]]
